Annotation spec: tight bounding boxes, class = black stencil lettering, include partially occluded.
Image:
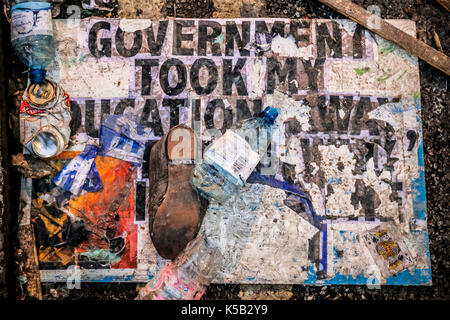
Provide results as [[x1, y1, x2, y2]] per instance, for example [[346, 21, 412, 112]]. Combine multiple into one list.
[[85, 100, 96, 137], [69, 100, 82, 135], [266, 58, 298, 94], [142, 140, 158, 179], [325, 96, 339, 132], [253, 99, 262, 115], [191, 99, 202, 129], [283, 117, 302, 136], [316, 95, 334, 132], [316, 21, 342, 58], [384, 138, 397, 171], [337, 96, 353, 133], [366, 119, 380, 136], [255, 20, 285, 36], [236, 99, 252, 122], [301, 138, 311, 159], [135, 181, 146, 221], [115, 27, 142, 57], [190, 58, 218, 95], [160, 58, 187, 96], [225, 21, 250, 56], [198, 21, 222, 56], [140, 99, 164, 137], [145, 20, 168, 56], [351, 97, 371, 135], [301, 58, 325, 92], [85, 100, 111, 137], [88, 21, 111, 58], [377, 97, 389, 106], [204, 99, 233, 133], [101, 99, 111, 118], [135, 59, 159, 95], [173, 20, 194, 56], [163, 99, 187, 129], [406, 130, 417, 151], [114, 99, 135, 115], [351, 180, 380, 221], [223, 58, 248, 96], [289, 20, 310, 43], [353, 24, 364, 59], [255, 21, 285, 56]]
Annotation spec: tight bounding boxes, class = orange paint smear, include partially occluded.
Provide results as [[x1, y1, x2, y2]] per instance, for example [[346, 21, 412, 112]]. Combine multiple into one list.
[[68, 155, 138, 268]]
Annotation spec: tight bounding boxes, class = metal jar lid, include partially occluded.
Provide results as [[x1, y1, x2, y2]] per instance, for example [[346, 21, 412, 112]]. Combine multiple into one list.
[[26, 79, 57, 109], [30, 125, 66, 159]]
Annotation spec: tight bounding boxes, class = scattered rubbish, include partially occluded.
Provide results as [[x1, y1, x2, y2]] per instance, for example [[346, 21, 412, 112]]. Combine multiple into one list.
[[317, 0, 450, 75], [99, 108, 153, 165], [19, 79, 71, 159], [433, 31, 443, 52], [52, 144, 102, 197], [12, 153, 56, 178], [137, 233, 222, 300], [10, 0, 55, 83], [148, 124, 206, 260], [362, 223, 414, 278], [191, 106, 279, 203]]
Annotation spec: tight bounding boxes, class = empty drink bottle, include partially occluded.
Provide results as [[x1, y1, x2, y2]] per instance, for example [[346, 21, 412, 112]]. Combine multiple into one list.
[[137, 233, 222, 300], [191, 106, 279, 203], [10, 0, 55, 83]]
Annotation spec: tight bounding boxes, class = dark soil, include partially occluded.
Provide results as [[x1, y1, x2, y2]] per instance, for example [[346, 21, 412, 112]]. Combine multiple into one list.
[[2, 0, 448, 300]]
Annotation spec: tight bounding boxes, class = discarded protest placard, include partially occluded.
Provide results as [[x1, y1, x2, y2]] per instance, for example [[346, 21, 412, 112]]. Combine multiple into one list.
[[20, 17, 430, 285]]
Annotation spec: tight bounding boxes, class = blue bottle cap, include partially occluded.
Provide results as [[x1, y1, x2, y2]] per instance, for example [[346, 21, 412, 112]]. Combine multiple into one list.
[[30, 69, 47, 84], [261, 106, 279, 124]]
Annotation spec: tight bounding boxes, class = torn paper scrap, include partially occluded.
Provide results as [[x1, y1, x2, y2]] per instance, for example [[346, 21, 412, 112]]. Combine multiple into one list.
[[99, 109, 153, 165], [52, 144, 102, 196]]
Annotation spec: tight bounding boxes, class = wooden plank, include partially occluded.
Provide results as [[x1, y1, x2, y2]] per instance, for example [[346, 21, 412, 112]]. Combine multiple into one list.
[[437, 0, 450, 12], [317, 0, 450, 75], [17, 224, 42, 300]]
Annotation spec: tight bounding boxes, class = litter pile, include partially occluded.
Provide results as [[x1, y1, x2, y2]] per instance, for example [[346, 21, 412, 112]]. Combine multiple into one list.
[[5, 0, 440, 300]]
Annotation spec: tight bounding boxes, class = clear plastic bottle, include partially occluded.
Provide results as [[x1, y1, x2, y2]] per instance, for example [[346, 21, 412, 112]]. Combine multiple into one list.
[[137, 234, 222, 300], [10, 0, 55, 83], [191, 106, 279, 204]]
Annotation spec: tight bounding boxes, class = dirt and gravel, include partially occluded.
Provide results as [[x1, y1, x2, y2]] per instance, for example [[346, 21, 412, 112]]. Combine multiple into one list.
[[1, 0, 448, 300]]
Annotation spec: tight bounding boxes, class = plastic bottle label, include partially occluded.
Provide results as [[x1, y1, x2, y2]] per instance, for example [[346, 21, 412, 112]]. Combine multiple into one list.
[[11, 2, 53, 40], [204, 130, 260, 182], [141, 265, 204, 300]]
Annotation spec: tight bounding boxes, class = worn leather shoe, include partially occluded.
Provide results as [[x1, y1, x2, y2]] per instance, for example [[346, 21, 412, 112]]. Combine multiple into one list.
[[148, 124, 207, 260]]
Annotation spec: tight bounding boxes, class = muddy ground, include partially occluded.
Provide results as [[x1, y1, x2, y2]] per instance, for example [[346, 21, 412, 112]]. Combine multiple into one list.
[[1, 0, 448, 300]]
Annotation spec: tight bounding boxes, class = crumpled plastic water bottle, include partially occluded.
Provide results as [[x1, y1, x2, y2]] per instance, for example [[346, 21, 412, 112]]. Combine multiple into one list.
[[191, 106, 280, 203], [10, 0, 55, 83], [137, 233, 223, 300]]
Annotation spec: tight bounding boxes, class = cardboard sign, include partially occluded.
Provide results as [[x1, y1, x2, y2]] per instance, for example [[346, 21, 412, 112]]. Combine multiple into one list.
[[21, 18, 430, 285]]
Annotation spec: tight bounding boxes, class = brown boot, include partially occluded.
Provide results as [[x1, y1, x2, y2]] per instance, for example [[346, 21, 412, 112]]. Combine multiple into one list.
[[148, 124, 208, 260]]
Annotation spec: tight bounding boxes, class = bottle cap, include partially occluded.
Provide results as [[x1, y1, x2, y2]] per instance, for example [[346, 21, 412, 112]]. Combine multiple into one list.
[[30, 69, 47, 84], [261, 106, 279, 124], [30, 126, 65, 158], [27, 79, 57, 108]]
